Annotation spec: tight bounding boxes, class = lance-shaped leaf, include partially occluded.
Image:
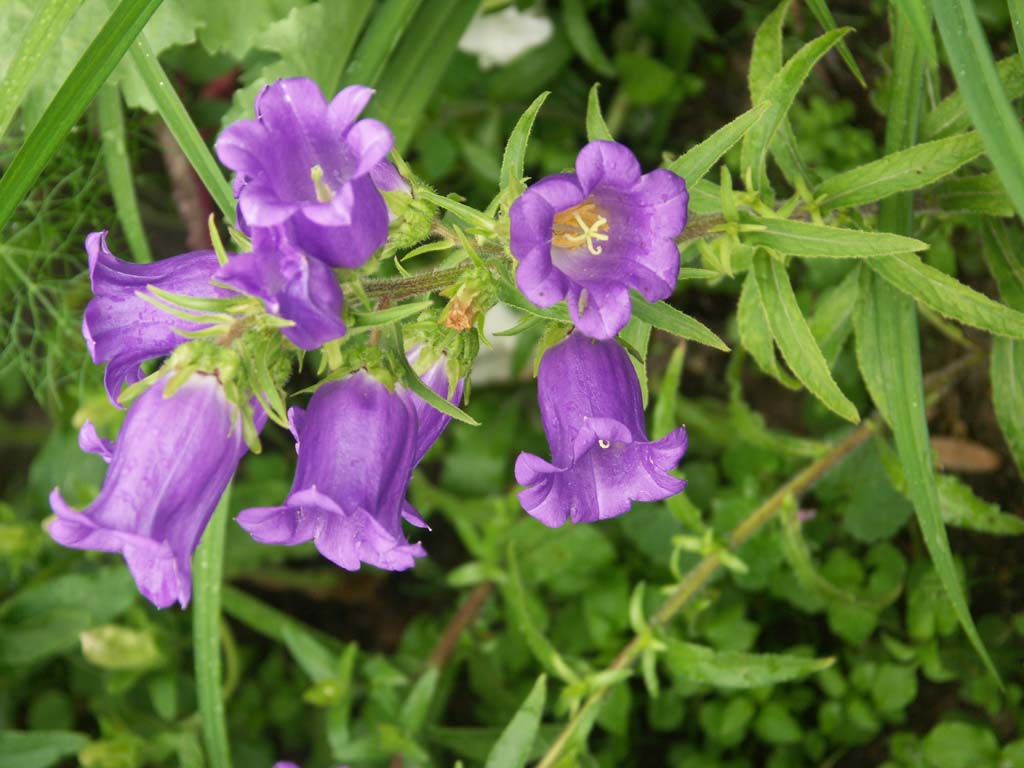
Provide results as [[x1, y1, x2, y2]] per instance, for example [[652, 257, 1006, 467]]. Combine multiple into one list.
[[500, 91, 550, 196], [585, 83, 614, 141], [484, 674, 547, 768], [927, 173, 1014, 218], [752, 251, 859, 423], [922, 54, 1024, 139], [631, 293, 730, 351], [868, 253, 1024, 339], [667, 102, 770, 186], [816, 132, 985, 210], [741, 27, 849, 190], [737, 271, 799, 388], [741, 216, 928, 259], [664, 640, 834, 689]]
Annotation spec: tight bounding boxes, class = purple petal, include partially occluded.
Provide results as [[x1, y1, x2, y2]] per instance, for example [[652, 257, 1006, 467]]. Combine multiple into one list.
[[370, 160, 409, 193], [575, 141, 643, 195], [49, 374, 260, 608], [78, 421, 114, 463], [516, 244, 570, 308], [595, 168, 688, 238], [345, 118, 394, 178], [401, 349, 464, 466], [83, 231, 226, 405], [328, 84, 375, 134], [567, 282, 632, 340]]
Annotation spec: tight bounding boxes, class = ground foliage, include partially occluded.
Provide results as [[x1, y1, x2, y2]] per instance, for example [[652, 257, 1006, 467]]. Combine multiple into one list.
[[1, 1, 1024, 767]]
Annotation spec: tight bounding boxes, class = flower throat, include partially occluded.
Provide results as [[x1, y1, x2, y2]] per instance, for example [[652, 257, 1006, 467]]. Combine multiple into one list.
[[552, 199, 609, 255]]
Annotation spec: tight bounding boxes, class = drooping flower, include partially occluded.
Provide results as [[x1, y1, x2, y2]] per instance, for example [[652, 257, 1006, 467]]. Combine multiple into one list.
[[215, 228, 346, 350], [509, 140, 688, 339], [84, 231, 226, 405], [49, 373, 263, 609], [515, 333, 687, 526], [215, 77, 392, 269], [236, 354, 462, 568]]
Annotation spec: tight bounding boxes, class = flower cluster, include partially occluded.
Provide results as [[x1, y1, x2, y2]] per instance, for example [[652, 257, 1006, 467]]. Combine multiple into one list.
[[50, 77, 691, 610]]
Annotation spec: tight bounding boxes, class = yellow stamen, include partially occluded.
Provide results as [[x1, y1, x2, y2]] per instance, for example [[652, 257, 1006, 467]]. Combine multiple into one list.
[[310, 164, 334, 203], [552, 200, 610, 255]]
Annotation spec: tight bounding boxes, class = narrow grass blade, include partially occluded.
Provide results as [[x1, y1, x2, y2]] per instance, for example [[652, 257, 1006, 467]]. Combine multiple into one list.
[[562, 0, 614, 76], [124, 29, 235, 222], [484, 674, 548, 768], [857, 5, 1000, 682], [932, 0, 1024, 221], [193, 487, 232, 768], [342, 0, 424, 87], [0, 0, 164, 233], [922, 55, 1024, 139], [803, 0, 866, 85], [0, 0, 83, 139], [97, 84, 151, 262]]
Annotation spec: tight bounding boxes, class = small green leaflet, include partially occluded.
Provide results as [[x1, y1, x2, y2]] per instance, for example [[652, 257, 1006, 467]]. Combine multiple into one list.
[[664, 640, 834, 689], [0, 730, 90, 768], [389, 326, 479, 426], [737, 271, 799, 388], [562, 0, 614, 76], [922, 55, 1024, 139], [585, 82, 614, 141], [816, 131, 985, 210], [752, 251, 859, 423], [630, 293, 729, 351], [484, 675, 547, 768], [741, 216, 928, 259], [499, 91, 550, 197], [667, 102, 770, 186]]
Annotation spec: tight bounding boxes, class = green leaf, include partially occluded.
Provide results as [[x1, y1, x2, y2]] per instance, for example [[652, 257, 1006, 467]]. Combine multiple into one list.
[[497, 282, 571, 323], [0, 567, 136, 667], [922, 55, 1024, 139], [585, 83, 614, 141], [741, 217, 928, 258], [816, 131, 985, 210], [664, 640, 834, 689], [193, 488, 232, 768], [484, 675, 547, 768], [282, 623, 338, 684], [0, 0, 163, 233], [370, 0, 483, 151], [0, 730, 90, 768], [982, 220, 1024, 309], [748, 0, 790, 102], [389, 325, 479, 426], [803, 0, 866, 86], [666, 102, 770, 186], [417, 189, 495, 232], [96, 84, 151, 262], [0, 0, 83, 139], [868, 254, 1024, 339], [937, 475, 1024, 535], [562, 0, 614, 76], [630, 293, 729, 351], [1012, 0, 1024, 65], [652, 343, 685, 440], [808, 265, 860, 366], [928, 172, 1014, 217], [221, 587, 343, 654], [932, 0, 1024, 221], [351, 300, 434, 329], [992, 338, 1024, 480], [741, 27, 850, 190], [891, 0, 937, 65], [500, 91, 550, 195], [401, 667, 440, 735], [752, 250, 859, 422], [737, 271, 799, 388], [504, 546, 579, 685], [342, 0, 424, 87]]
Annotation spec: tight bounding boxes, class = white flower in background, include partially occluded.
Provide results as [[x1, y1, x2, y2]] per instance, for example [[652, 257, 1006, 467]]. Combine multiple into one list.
[[458, 4, 554, 70], [472, 304, 524, 385]]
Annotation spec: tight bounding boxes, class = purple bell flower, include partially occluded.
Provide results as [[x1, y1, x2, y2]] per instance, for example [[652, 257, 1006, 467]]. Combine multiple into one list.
[[236, 354, 462, 569], [49, 373, 264, 609], [515, 333, 687, 526], [215, 228, 346, 350], [215, 77, 392, 269], [84, 231, 227, 405], [509, 140, 688, 339]]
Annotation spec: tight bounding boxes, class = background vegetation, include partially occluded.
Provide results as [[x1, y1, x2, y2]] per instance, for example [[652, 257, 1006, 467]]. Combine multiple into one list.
[[2, 1, 1024, 767]]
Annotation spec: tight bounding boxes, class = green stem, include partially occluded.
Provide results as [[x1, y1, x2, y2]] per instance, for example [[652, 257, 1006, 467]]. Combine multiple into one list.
[[193, 486, 233, 768]]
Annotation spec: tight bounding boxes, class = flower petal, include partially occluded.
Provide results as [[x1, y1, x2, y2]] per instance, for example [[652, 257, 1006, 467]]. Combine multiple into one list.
[[575, 141, 642, 195]]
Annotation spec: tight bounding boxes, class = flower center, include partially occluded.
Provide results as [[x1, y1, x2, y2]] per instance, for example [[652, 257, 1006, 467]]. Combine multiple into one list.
[[310, 164, 334, 203], [551, 199, 609, 255]]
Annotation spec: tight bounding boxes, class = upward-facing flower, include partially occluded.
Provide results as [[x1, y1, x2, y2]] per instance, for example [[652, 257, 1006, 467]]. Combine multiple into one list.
[[236, 354, 462, 569], [215, 228, 346, 350], [84, 231, 226, 405], [215, 77, 393, 269], [509, 140, 688, 339], [49, 373, 263, 609], [515, 332, 687, 526]]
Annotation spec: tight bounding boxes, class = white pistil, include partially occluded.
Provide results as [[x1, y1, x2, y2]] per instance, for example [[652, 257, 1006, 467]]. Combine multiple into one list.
[[310, 164, 334, 203], [598, 439, 611, 449]]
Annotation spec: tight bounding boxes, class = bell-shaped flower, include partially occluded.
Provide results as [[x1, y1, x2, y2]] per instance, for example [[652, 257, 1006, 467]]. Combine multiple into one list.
[[215, 77, 392, 269], [49, 373, 263, 609], [509, 140, 688, 339], [215, 228, 346, 350], [515, 333, 687, 526], [83, 231, 226, 405], [236, 353, 463, 569]]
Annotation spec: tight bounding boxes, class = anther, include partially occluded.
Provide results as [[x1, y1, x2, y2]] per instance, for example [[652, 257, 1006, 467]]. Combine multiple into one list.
[[310, 164, 334, 203], [598, 438, 611, 449]]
